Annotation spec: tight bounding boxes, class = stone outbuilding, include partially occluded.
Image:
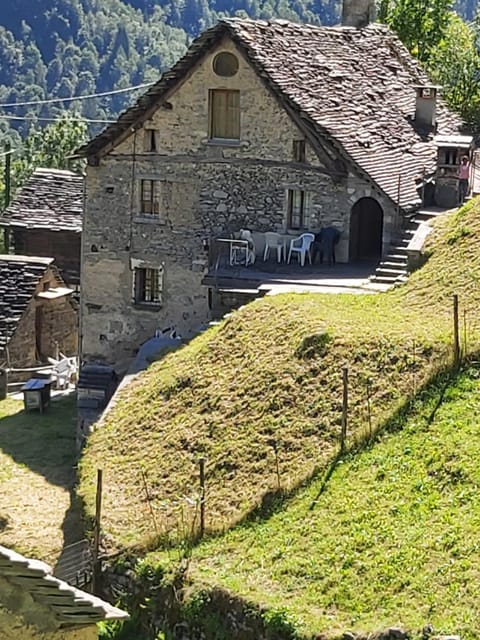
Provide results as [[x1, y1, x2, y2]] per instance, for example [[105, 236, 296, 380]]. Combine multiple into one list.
[[0, 545, 128, 640], [0, 255, 78, 370], [76, 5, 465, 368], [0, 168, 84, 286]]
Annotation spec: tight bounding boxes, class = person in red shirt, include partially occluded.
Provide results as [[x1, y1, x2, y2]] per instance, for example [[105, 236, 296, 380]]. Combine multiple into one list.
[[458, 155, 471, 204]]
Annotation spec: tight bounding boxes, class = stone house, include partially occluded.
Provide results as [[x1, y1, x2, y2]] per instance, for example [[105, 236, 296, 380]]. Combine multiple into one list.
[[0, 168, 84, 286], [0, 255, 78, 370], [0, 545, 128, 640], [77, 0, 464, 368]]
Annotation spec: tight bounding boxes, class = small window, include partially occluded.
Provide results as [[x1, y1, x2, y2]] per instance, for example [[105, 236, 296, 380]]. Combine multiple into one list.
[[140, 179, 161, 215], [444, 149, 458, 165], [145, 129, 157, 152], [293, 139, 306, 163], [134, 267, 163, 305], [287, 189, 309, 230], [209, 89, 240, 140], [213, 52, 239, 77]]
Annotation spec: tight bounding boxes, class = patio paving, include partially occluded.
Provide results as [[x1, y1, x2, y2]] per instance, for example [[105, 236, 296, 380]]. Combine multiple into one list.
[[203, 260, 390, 295]]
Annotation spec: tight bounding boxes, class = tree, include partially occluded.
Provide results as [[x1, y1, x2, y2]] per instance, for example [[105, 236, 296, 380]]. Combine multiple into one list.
[[428, 13, 480, 128], [379, 0, 454, 63], [8, 112, 88, 202]]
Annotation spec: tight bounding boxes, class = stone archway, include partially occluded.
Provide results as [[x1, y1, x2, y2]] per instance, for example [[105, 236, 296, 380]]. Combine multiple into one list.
[[349, 197, 384, 262]]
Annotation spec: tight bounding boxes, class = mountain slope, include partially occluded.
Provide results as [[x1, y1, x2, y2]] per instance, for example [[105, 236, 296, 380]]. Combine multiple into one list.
[[78, 199, 480, 552], [176, 365, 480, 638]]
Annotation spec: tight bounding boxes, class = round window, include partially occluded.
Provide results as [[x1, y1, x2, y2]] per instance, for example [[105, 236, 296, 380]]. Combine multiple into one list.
[[213, 52, 239, 78]]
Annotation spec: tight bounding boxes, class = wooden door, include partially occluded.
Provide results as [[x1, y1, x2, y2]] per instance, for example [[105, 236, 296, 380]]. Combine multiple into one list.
[[349, 198, 384, 262]]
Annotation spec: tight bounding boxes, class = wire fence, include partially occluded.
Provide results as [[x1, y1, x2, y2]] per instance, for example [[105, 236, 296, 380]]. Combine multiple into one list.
[[88, 295, 480, 575]]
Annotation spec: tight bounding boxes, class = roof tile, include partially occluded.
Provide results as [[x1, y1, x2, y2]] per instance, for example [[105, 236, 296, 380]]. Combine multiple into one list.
[[0, 168, 84, 233], [78, 19, 463, 210]]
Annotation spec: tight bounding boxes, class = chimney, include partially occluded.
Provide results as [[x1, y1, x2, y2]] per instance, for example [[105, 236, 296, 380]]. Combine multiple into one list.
[[341, 0, 376, 27], [414, 85, 439, 129]]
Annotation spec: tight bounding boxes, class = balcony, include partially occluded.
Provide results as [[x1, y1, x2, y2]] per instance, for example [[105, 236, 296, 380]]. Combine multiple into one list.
[[202, 232, 376, 296]]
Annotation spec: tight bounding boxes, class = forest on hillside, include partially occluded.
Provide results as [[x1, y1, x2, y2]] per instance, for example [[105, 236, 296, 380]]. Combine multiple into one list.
[[0, 0, 479, 208], [0, 0, 340, 144], [0, 0, 477, 140]]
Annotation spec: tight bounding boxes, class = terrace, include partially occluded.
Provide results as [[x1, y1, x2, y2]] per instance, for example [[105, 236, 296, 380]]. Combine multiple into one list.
[[202, 231, 380, 297]]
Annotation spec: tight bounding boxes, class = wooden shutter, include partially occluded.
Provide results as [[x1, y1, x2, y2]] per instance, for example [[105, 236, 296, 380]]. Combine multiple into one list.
[[210, 90, 240, 139]]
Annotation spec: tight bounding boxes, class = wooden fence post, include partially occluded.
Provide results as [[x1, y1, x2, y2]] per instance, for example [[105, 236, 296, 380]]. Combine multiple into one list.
[[199, 458, 205, 539], [341, 367, 348, 452], [453, 295, 460, 369], [463, 308, 468, 358], [92, 469, 103, 593], [141, 469, 159, 536], [0, 368, 7, 401], [366, 378, 372, 440]]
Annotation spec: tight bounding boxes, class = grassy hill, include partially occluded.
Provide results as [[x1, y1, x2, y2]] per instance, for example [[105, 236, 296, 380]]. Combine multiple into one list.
[[152, 365, 480, 639], [0, 396, 79, 561], [78, 199, 480, 554]]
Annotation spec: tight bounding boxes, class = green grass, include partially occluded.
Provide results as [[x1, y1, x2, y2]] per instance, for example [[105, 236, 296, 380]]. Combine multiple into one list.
[[78, 297, 451, 550], [170, 366, 480, 639], [0, 396, 80, 560], [78, 198, 480, 551], [79, 197, 480, 636]]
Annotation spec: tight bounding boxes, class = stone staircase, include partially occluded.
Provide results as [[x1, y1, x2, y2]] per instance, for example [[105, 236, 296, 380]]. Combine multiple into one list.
[[369, 207, 451, 287]]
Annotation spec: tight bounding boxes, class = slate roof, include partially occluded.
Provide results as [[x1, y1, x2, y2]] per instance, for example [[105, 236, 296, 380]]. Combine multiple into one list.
[[0, 255, 52, 351], [77, 19, 463, 211], [0, 168, 84, 232], [0, 545, 128, 628]]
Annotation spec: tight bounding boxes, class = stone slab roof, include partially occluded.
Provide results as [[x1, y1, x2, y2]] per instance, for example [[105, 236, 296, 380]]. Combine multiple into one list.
[[0, 168, 84, 232], [0, 255, 52, 351], [77, 19, 463, 211], [0, 545, 128, 628]]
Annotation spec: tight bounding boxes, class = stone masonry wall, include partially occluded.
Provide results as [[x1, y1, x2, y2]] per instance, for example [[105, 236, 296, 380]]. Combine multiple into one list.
[[6, 268, 77, 369], [81, 36, 398, 367]]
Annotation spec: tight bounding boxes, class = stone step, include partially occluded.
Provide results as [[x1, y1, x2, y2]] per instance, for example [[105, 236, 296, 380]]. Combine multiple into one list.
[[379, 260, 408, 269], [370, 274, 401, 284], [416, 207, 453, 217], [375, 268, 408, 277], [383, 253, 408, 262], [387, 245, 409, 253]]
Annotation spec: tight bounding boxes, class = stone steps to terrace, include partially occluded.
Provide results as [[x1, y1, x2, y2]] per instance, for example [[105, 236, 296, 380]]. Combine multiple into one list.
[[369, 206, 453, 287]]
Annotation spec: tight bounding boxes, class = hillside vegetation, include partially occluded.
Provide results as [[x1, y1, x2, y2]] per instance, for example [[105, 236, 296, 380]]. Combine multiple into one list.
[[173, 365, 480, 639], [0, 397, 78, 561], [78, 199, 480, 553]]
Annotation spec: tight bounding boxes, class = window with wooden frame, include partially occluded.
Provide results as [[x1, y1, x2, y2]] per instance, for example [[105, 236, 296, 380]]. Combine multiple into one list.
[[293, 139, 306, 163], [140, 179, 161, 215], [144, 129, 158, 152], [134, 267, 163, 304], [209, 89, 240, 140], [287, 189, 310, 230]]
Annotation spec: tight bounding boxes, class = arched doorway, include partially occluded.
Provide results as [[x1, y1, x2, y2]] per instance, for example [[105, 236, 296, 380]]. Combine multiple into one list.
[[349, 197, 384, 262]]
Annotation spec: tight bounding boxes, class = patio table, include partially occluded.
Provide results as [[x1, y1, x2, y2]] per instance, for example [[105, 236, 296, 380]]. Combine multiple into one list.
[[217, 238, 250, 266]]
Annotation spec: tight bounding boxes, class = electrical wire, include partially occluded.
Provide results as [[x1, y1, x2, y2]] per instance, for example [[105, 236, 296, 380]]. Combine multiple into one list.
[[0, 147, 18, 157], [0, 114, 116, 124], [0, 82, 155, 109]]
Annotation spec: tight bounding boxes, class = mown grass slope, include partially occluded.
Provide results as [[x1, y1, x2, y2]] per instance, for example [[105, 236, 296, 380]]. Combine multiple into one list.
[[174, 366, 480, 639], [79, 198, 480, 552], [0, 396, 79, 560]]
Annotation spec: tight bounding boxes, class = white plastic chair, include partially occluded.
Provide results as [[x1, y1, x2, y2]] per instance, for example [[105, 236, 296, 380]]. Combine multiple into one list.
[[287, 233, 315, 266], [239, 229, 256, 265], [263, 232, 283, 262]]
